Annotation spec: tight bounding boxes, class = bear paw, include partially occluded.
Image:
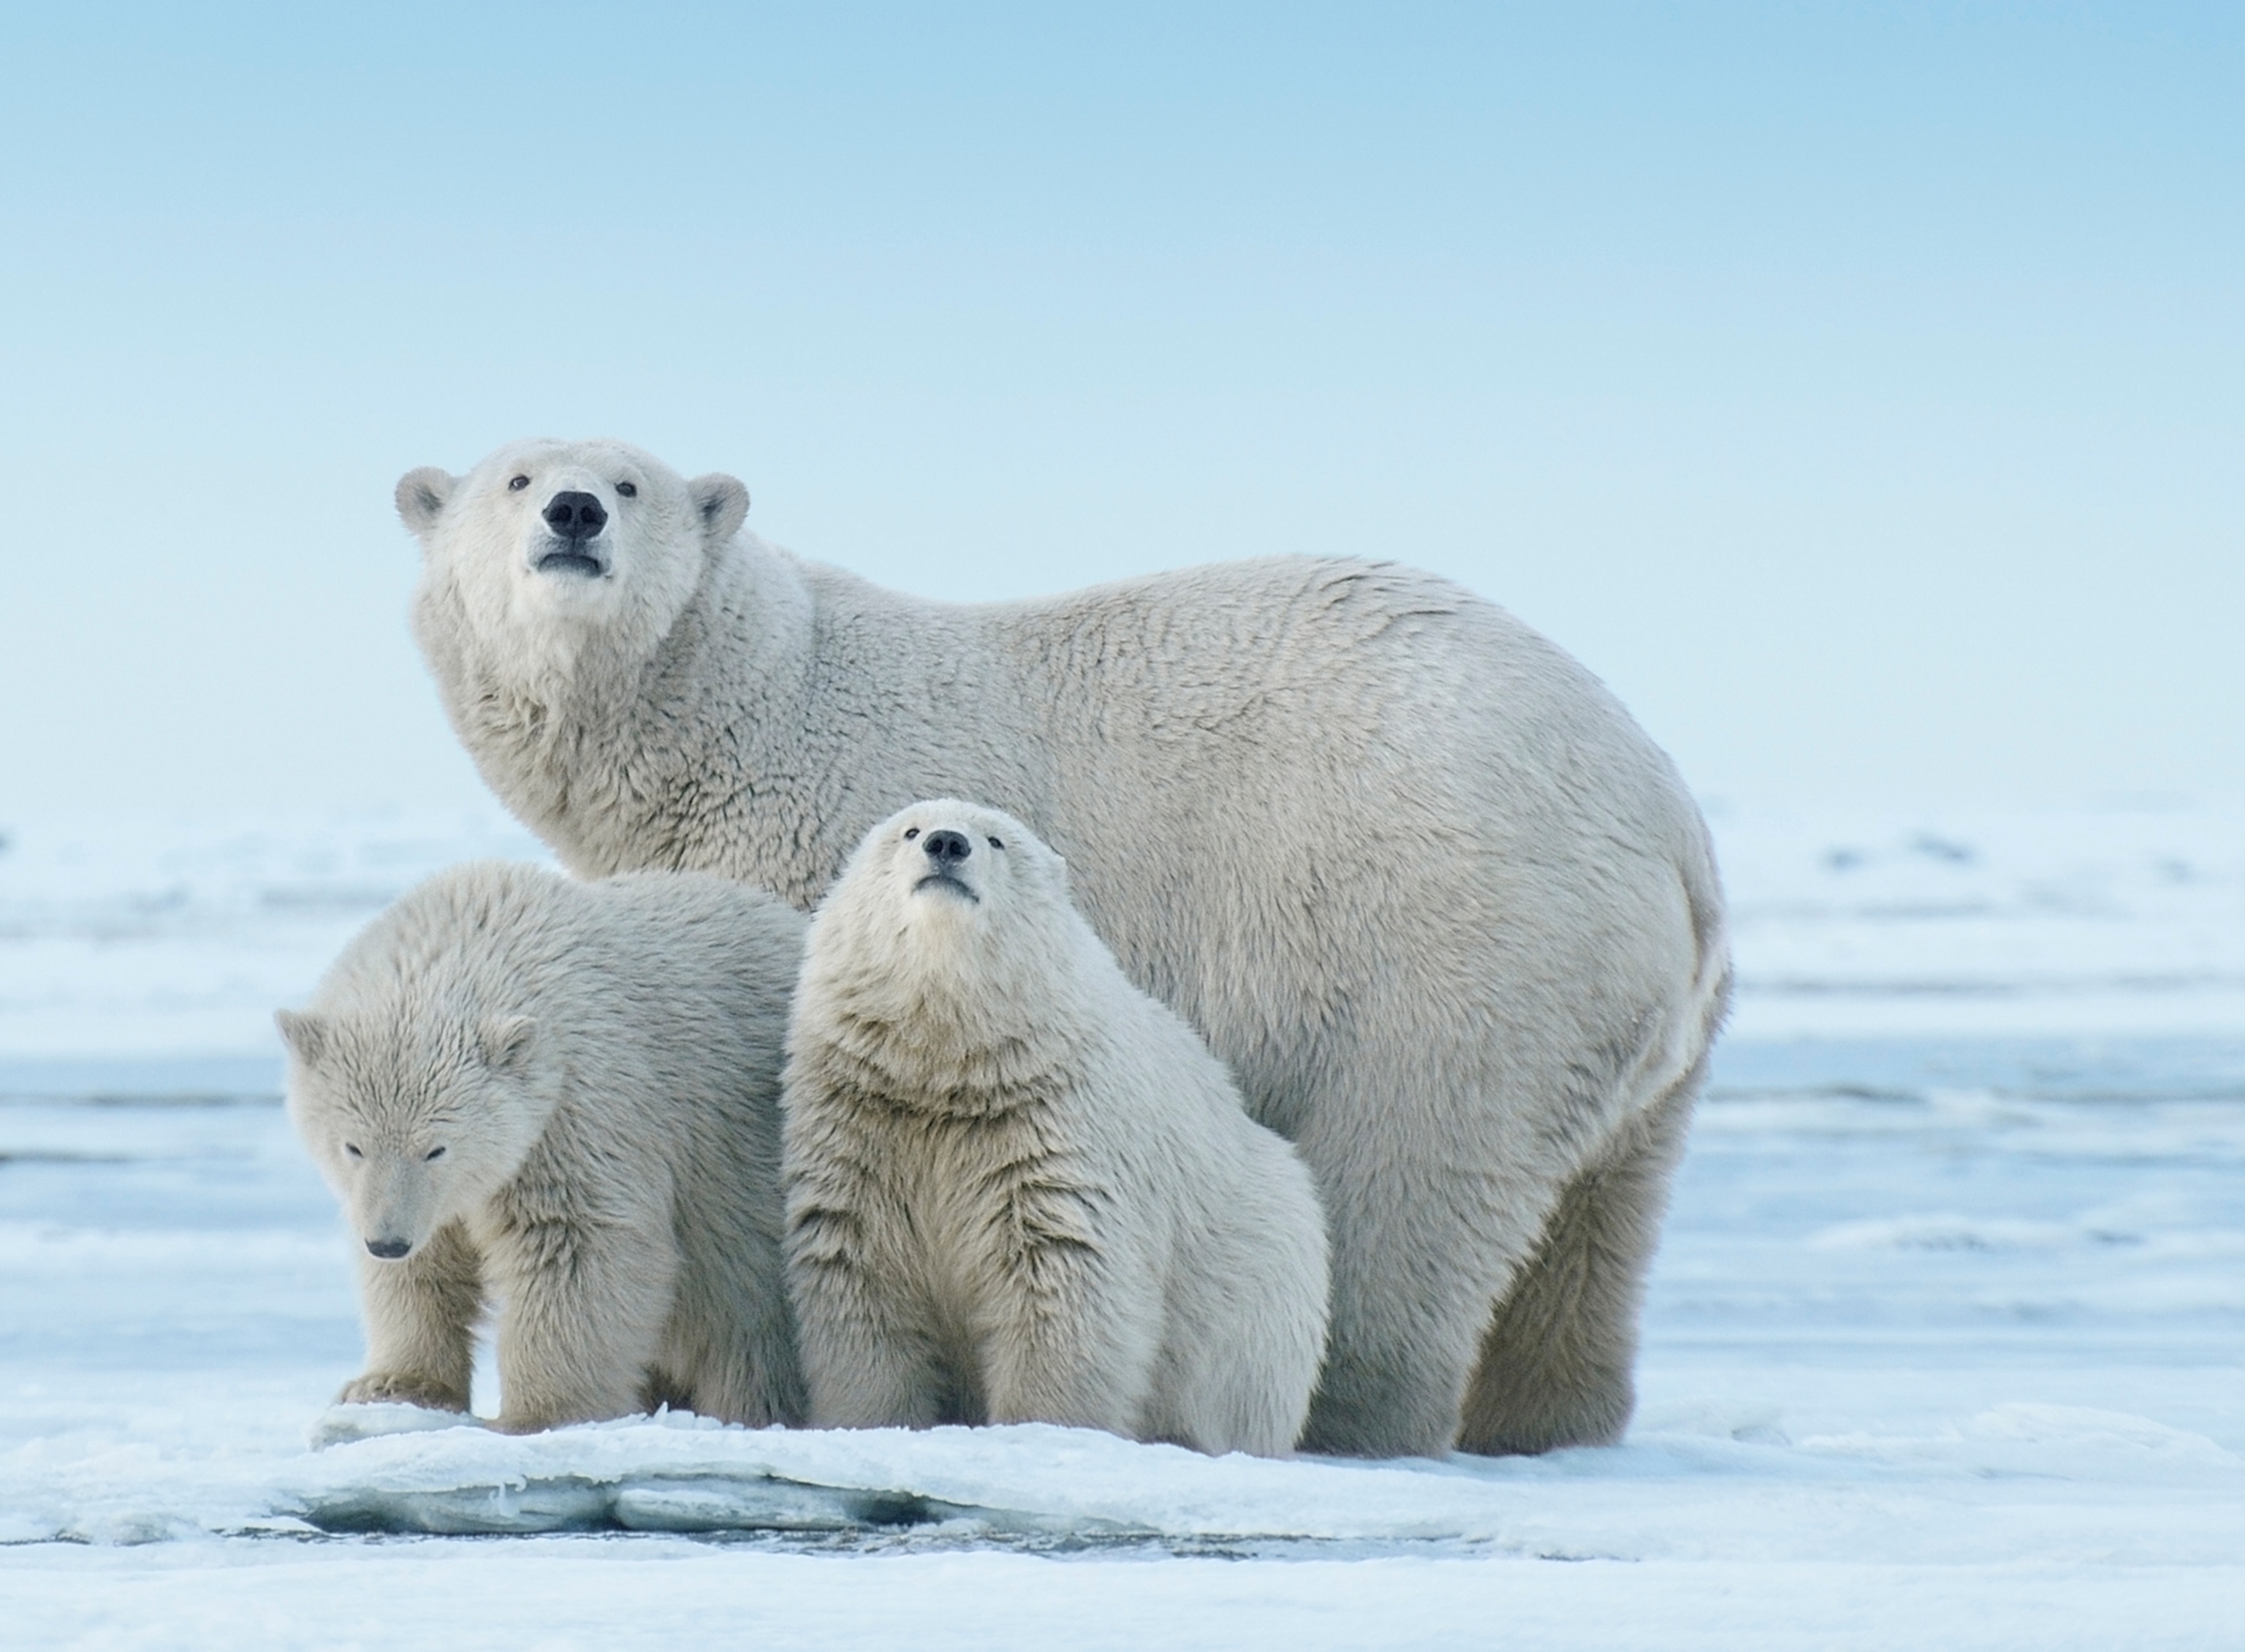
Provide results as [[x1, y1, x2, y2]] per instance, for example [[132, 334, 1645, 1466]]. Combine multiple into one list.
[[338, 1372, 470, 1412]]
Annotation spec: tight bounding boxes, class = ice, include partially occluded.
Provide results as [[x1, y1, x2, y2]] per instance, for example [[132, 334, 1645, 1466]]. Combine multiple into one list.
[[4, 798, 2241, 1059], [1711, 799, 2245, 1039], [0, 809, 553, 1060], [14, 1396, 2245, 1560], [1, 802, 2240, 1647]]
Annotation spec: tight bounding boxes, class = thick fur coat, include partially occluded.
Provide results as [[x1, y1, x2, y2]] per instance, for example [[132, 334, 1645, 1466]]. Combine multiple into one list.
[[783, 800, 1330, 1458], [401, 438, 1731, 1456], [279, 861, 807, 1432]]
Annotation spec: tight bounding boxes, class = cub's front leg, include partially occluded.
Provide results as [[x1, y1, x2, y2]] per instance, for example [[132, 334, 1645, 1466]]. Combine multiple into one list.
[[341, 1222, 482, 1412], [787, 1194, 957, 1428], [976, 1183, 1160, 1438], [488, 1215, 677, 1432]]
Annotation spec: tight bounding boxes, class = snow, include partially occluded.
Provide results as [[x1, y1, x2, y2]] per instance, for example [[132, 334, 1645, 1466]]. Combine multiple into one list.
[[0, 808, 554, 1060], [0, 802, 2240, 1648], [6, 799, 2241, 1057], [10, 1544, 2228, 1652], [1712, 799, 2245, 1039]]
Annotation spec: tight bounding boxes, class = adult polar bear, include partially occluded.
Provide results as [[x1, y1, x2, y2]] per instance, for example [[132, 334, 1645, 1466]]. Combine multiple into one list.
[[399, 438, 1730, 1458]]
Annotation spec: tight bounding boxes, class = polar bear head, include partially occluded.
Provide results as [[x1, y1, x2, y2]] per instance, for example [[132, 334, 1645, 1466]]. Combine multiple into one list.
[[397, 438, 749, 684], [277, 1005, 556, 1262], [801, 799, 1092, 1073]]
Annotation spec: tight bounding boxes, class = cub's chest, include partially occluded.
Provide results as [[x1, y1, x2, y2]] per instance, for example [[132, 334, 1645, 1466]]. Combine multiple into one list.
[[851, 1106, 1103, 1291]]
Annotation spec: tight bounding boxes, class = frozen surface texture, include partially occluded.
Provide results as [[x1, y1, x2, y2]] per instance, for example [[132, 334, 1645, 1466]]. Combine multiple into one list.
[[0, 809, 553, 1062], [3, 799, 2240, 1062], [0, 803, 2240, 1647], [1713, 799, 2245, 1039]]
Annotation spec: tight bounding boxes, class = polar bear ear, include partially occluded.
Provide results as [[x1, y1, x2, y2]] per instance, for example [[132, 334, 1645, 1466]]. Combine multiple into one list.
[[477, 1014, 537, 1073], [275, 1009, 330, 1067], [395, 467, 457, 536], [688, 473, 750, 546]]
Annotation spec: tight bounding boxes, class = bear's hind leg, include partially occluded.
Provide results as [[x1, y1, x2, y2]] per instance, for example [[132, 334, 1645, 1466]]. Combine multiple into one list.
[[1454, 1061, 1701, 1456], [650, 1275, 807, 1428], [1294, 1084, 1554, 1459], [1297, 1207, 1516, 1458]]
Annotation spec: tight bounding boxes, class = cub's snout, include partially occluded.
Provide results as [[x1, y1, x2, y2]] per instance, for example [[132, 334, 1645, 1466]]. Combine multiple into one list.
[[536, 490, 609, 576], [911, 825, 980, 901], [922, 829, 972, 866]]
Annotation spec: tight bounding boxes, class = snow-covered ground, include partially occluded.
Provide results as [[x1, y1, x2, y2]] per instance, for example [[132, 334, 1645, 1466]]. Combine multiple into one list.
[[1, 802, 2240, 1648], [4, 796, 2241, 1061]]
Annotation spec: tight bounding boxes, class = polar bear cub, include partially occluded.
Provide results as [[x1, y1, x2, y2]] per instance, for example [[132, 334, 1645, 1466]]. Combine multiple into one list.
[[783, 800, 1330, 1457], [280, 861, 806, 1433]]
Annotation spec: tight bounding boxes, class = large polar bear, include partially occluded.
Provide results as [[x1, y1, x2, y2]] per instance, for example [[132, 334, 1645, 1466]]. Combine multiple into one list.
[[784, 799, 1329, 1458], [278, 861, 807, 1432], [399, 438, 1731, 1457]]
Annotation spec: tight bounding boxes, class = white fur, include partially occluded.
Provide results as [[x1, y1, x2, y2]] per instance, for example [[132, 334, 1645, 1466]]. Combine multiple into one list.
[[404, 437, 1731, 1455], [783, 801, 1329, 1457], [280, 861, 805, 1432]]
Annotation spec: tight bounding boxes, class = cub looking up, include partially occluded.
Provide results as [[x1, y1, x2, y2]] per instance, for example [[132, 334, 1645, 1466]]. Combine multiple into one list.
[[783, 799, 1329, 1458]]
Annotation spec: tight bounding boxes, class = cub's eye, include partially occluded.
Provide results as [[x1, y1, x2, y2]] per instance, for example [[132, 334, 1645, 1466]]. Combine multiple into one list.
[[508, 474, 531, 491], [615, 480, 637, 498], [903, 827, 920, 840], [988, 836, 1004, 849], [425, 1146, 447, 1162], [343, 1143, 362, 1160]]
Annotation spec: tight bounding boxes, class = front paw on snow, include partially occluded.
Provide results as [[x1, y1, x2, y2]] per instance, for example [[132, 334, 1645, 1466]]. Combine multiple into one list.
[[338, 1374, 469, 1409]]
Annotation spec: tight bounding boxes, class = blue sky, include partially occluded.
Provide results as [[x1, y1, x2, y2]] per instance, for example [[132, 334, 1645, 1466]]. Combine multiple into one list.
[[2, 3, 2238, 811]]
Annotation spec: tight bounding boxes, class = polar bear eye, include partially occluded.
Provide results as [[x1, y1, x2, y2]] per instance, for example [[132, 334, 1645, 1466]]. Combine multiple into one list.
[[988, 836, 1004, 849], [615, 481, 637, 498], [508, 474, 531, 491], [903, 827, 920, 840], [343, 1143, 362, 1160], [425, 1146, 447, 1162]]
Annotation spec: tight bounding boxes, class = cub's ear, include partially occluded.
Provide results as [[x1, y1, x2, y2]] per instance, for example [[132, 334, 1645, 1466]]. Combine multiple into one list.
[[395, 467, 457, 535], [477, 1014, 537, 1073], [275, 1009, 330, 1067], [688, 473, 750, 545]]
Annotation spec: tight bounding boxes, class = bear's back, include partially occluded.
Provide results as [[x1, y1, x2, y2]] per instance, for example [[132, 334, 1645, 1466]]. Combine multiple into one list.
[[569, 869, 806, 1143], [1060, 922, 1317, 1234], [319, 861, 802, 1138]]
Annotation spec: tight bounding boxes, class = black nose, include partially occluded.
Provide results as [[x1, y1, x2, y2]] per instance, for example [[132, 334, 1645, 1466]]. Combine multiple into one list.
[[365, 1238, 411, 1260], [543, 490, 607, 541], [922, 829, 972, 867]]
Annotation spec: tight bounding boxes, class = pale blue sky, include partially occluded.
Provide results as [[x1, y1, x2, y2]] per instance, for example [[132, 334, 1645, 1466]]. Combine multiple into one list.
[[2, 3, 2238, 811]]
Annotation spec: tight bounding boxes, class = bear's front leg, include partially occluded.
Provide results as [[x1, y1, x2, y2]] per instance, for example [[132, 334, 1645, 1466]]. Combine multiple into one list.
[[341, 1221, 482, 1412], [977, 1210, 1159, 1438], [788, 1201, 958, 1428], [488, 1216, 677, 1432]]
